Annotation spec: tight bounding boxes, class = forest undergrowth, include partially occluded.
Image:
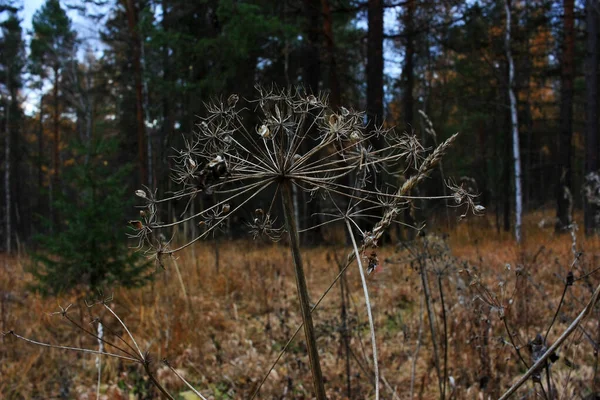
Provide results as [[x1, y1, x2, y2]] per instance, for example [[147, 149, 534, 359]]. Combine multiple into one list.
[[1, 210, 600, 399]]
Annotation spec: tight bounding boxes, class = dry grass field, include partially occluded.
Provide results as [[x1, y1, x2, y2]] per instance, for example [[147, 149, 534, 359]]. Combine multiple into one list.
[[1, 210, 600, 399]]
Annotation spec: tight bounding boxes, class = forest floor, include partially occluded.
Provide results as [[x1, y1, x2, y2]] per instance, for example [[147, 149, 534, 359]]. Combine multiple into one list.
[[1, 210, 600, 399]]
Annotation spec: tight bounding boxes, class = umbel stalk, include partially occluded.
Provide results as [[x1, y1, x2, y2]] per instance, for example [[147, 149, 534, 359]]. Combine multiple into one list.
[[281, 180, 326, 399]]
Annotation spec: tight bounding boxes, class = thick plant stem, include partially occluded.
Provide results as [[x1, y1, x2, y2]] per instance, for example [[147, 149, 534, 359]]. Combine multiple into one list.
[[281, 181, 326, 400]]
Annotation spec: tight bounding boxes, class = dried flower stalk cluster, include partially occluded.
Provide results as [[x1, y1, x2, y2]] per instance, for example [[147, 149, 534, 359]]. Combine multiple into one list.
[[129, 87, 476, 262]]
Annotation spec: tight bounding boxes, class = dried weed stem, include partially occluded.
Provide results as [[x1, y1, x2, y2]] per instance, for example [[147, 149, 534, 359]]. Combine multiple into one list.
[[346, 218, 379, 400], [281, 181, 326, 399], [499, 281, 600, 400]]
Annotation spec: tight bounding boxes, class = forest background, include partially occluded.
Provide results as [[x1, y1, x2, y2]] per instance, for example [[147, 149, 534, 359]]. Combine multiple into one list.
[[2, 0, 600, 399], [2, 0, 598, 245]]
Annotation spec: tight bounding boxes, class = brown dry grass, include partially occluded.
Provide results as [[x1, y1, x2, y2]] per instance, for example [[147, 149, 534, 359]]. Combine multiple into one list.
[[1, 209, 600, 399]]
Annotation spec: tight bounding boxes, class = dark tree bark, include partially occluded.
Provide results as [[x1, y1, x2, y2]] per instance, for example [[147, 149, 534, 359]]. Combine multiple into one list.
[[321, 0, 340, 108], [402, 0, 415, 129], [52, 66, 60, 228], [503, 76, 511, 233], [124, 0, 148, 187], [585, 0, 600, 235], [52, 67, 59, 185], [37, 94, 45, 230], [303, 0, 321, 93], [503, 127, 511, 233], [4, 67, 10, 253], [556, 0, 575, 232], [160, 0, 174, 187], [401, 0, 416, 240], [367, 0, 384, 127], [302, 0, 324, 245]]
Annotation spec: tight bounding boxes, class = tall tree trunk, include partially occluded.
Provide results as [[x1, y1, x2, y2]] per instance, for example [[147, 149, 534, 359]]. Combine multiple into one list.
[[556, 0, 575, 232], [4, 67, 11, 253], [124, 0, 148, 187], [52, 66, 60, 228], [37, 94, 44, 229], [585, 0, 600, 235], [402, 0, 416, 239], [303, 0, 321, 93], [321, 0, 340, 108], [367, 0, 384, 127], [160, 0, 174, 192], [403, 0, 415, 129], [503, 111, 511, 233], [504, 0, 523, 243], [522, 2, 534, 210], [301, 0, 323, 245]]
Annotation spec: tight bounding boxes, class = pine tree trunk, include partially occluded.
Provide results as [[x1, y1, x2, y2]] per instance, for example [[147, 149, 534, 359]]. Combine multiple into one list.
[[160, 0, 174, 194], [4, 66, 11, 253], [124, 0, 148, 187], [52, 66, 60, 228], [301, 0, 324, 245], [556, 0, 575, 232], [504, 0, 522, 243], [321, 0, 340, 108], [303, 0, 321, 94], [367, 0, 384, 127], [403, 0, 415, 129], [37, 94, 44, 230], [402, 0, 416, 239], [585, 0, 600, 235]]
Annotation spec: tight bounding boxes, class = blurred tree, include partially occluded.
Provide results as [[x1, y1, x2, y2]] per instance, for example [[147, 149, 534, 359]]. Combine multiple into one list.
[[321, 0, 340, 108], [556, 0, 575, 232], [367, 0, 383, 128], [303, 0, 321, 93], [29, 139, 150, 296], [505, 0, 522, 243], [5, 0, 588, 247], [0, 9, 25, 253], [585, 0, 599, 235], [30, 0, 77, 228], [401, 0, 415, 130]]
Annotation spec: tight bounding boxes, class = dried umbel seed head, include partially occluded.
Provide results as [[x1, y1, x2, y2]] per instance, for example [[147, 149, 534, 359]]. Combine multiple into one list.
[[140, 210, 146, 218], [129, 220, 143, 230], [227, 94, 239, 108], [136, 86, 463, 264], [350, 131, 361, 143], [329, 113, 340, 128], [208, 155, 224, 168], [135, 189, 147, 198], [258, 124, 271, 139]]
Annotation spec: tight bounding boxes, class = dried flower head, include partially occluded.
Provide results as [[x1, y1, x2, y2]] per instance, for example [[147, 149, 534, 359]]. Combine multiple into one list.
[[133, 86, 465, 258]]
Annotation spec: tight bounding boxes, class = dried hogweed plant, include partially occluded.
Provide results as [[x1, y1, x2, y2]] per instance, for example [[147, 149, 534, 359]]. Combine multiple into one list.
[[2, 86, 475, 398], [127, 86, 472, 399], [126, 88, 472, 399]]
